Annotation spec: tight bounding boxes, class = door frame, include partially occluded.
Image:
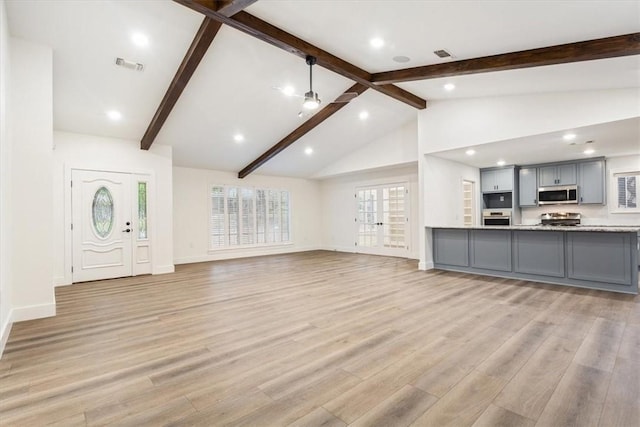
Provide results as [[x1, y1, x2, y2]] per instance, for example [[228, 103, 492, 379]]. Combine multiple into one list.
[[354, 181, 411, 258], [62, 165, 156, 285]]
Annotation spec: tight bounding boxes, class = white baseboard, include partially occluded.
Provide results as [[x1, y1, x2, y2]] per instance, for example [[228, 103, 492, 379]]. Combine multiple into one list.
[[0, 312, 12, 358], [53, 276, 71, 287], [320, 246, 357, 254], [174, 245, 323, 265], [419, 261, 434, 270], [153, 265, 175, 275], [11, 302, 56, 322]]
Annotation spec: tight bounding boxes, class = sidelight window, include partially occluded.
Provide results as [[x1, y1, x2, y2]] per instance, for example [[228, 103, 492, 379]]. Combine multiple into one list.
[[138, 182, 147, 239]]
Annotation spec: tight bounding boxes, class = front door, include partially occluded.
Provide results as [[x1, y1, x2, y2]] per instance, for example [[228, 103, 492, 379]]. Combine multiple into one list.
[[72, 170, 133, 282], [355, 183, 409, 257]]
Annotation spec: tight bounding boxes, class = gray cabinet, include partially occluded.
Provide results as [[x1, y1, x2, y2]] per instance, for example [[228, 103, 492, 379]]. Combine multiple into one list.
[[567, 232, 632, 286], [578, 160, 605, 204], [470, 229, 512, 271], [481, 168, 513, 193], [433, 229, 469, 267], [539, 164, 576, 186], [432, 228, 638, 294], [519, 167, 537, 207], [513, 231, 564, 277]]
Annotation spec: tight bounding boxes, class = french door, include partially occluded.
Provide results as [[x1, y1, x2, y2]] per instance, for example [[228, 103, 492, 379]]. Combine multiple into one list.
[[71, 169, 150, 282], [355, 183, 409, 257]]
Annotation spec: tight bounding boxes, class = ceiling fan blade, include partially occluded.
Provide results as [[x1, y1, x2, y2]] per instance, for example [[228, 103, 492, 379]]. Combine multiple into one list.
[[333, 92, 359, 103]]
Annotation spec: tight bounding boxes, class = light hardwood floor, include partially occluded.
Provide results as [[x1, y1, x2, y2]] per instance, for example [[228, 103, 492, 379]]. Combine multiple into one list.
[[1, 251, 638, 426]]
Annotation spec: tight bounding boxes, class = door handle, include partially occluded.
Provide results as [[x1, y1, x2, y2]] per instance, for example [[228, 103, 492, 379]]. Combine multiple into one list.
[[122, 228, 131, 233]]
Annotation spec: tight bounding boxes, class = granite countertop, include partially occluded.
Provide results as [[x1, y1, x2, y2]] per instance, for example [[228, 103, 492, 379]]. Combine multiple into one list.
[[427, 225, 640, 232]]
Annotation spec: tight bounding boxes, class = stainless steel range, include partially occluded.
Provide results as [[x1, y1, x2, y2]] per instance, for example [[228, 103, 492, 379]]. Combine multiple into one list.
[[540, 212, 581, 226]]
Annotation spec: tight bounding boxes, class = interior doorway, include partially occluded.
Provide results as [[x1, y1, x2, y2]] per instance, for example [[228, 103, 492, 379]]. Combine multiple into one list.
[[355, 183, 410, 257]]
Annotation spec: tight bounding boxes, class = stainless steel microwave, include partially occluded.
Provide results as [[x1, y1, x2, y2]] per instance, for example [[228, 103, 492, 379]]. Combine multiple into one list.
[[537, 185, 578, 205]]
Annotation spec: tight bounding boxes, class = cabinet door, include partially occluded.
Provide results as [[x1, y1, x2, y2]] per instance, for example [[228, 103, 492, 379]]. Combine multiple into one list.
[[557, 164, 577, 185], [481, 170, 496, 193], [519, 167, 538, 206], [494, 168, 513, 191], [538, 166, 558, 187], [578, 160, 605, 204]]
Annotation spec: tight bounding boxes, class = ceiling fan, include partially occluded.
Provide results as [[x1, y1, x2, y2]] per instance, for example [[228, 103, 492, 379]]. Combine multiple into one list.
[[272, 55, 360, 117]]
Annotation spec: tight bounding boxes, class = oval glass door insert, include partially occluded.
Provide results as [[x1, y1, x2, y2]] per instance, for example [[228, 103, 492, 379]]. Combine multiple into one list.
[[92, 186, 114, 238]]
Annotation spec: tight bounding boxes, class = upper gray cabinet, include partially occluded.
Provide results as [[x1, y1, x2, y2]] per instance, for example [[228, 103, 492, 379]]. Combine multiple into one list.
[[481, 168, 514, 193], [519, 167, 538, 206], [538, 163, 577, 187], [578, 160, 605, 204]]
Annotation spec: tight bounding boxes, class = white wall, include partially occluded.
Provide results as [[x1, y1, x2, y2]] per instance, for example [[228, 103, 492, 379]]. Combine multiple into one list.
[[0, 0, 12, 353], [520, 154, 640, 225], [173, 166, 322, 264], [418, 89, 639, 154], [420, 155, 481, 269], [313, 119, 418, 178], [52, 131, 175, 284], [9, 37, 55, 321], [320, 165, 420, 259], [422, 155, 481, 228]]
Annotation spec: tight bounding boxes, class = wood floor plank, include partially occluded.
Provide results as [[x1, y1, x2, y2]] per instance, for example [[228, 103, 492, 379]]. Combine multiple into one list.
[[476, 320, 554, 381], [535, 363, 611, 427], [288, 407, 346, 427], [411, 326, 513, 397], [573, 317, 625, 373], [0, 251, 636, 426], [349, 384, 438, 427], [410, 371, 506, 426], [472, 404, 535, 427], [493, 334, 581, 420], [598, 356, 640, 427]]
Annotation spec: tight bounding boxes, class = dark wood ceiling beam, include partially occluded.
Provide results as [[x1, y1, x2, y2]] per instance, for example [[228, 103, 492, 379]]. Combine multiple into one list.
[[371, 33, 640, 85], [174, 0, 427, 109], [238, 83, 369, 178], [140, 18, 222, 150], [141, 1, 258, 150], [211, 0, 259, 17]]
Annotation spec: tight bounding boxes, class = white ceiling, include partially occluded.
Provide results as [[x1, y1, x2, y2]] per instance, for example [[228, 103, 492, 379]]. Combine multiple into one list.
[[432, 117, 640, 168], [5, 0, 640, 178]]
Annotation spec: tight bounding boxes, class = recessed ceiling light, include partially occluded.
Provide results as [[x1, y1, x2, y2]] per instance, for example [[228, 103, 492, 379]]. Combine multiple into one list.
[[359, 111, 369, 120], [497, 160, 506, 166], [282, 86, 295, 96], [370, 37, 385, 49], [131, 32, 149, 47], [233, 134, 244, 143], [563, 133, 576, 141], [392, 55, 410, 63], [465, 149, 475, 156], [304, 147, 313, 155], [584, 148, 595, 155], [106, 110, 122, 121], [444, 83, 456, 91]]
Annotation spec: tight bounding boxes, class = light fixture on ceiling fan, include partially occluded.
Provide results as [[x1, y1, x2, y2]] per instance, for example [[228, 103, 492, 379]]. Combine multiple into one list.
[[302, 55, 321, 110]]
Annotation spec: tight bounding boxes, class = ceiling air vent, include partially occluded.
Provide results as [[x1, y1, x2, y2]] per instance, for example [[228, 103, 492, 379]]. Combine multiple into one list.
[[115, 57, 144, 71], [433, 49, 453, 58]]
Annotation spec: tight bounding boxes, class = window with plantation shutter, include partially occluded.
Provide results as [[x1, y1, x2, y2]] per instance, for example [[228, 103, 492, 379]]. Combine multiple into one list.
[[256, 189, 267, 244], [210, 185, 291, 249], [241, 188, 254, 245], [211, 186, 225, 247]]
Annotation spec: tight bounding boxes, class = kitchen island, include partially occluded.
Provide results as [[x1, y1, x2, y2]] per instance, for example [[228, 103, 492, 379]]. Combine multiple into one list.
[[428, 225, 639, 294]]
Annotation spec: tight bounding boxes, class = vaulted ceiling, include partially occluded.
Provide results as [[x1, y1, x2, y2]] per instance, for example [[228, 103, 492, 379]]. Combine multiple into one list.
[[5, 0, 640, 177]]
